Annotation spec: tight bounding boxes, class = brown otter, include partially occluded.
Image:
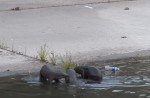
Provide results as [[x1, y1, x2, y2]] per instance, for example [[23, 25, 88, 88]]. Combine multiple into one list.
[[74, 66, 102, 82], [40, 64, 69, 84]]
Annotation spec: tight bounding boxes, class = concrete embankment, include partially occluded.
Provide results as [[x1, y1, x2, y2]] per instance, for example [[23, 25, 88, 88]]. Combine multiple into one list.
[[1, 0, 150, 76], [0, 0, 131, 11]]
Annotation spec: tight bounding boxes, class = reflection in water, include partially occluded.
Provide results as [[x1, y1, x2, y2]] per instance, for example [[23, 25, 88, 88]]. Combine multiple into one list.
[[0, 57, 150, 98]]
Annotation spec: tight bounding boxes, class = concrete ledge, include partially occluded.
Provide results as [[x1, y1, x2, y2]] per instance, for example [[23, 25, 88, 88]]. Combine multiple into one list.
[[0, 0, 134, 11]]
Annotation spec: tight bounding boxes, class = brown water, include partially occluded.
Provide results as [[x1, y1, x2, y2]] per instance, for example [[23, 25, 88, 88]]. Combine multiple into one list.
[[0, 57, 150, 98]]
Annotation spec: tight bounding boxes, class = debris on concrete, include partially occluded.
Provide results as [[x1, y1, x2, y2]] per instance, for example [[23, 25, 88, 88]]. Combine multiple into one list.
[[121, 36, 127, 38], [11, 7, 20, 11], [124, 7, 130, 10]]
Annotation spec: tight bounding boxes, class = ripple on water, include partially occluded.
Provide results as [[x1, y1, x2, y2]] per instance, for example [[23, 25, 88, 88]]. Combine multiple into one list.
[[112, 90, 124, 93], [124, 91, 136, 94], [22, 76, 41, 86], [139, 94, 147, 97]]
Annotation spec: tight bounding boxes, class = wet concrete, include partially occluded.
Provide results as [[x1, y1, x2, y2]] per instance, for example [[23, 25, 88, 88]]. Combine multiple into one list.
[[0, 49, 44, 77]]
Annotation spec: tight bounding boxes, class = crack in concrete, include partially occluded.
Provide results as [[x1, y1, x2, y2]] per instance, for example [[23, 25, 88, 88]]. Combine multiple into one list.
[[0, 0, 135, 12]]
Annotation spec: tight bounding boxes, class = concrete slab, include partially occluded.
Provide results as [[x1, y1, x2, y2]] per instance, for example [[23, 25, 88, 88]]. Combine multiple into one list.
[[0, 0, 150, 76], [0, 0, 126, 11], [0, 49, 44, 76]]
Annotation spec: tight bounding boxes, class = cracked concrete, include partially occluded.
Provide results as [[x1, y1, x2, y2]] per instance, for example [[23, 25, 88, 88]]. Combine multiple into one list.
[[0, 0, 130, 11], [0, 49, 44, 77], [0, 0, 150, 76]]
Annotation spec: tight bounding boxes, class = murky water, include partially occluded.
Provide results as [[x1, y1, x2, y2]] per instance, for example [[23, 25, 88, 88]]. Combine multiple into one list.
[[0, 57, 150, 98]]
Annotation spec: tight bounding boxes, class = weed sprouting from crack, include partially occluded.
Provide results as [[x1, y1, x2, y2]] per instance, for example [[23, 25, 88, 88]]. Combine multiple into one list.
[[61, 53, 76, 70], [38, 44, 48, 62]]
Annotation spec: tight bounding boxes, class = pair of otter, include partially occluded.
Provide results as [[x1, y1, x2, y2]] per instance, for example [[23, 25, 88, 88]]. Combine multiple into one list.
[[40, 64, 102, 84]]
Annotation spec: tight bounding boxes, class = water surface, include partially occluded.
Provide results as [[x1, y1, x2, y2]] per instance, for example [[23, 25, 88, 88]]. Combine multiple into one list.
[[0, 57, 150, 98]]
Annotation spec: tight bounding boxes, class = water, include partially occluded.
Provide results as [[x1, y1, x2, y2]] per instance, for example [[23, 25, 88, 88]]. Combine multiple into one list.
[[0, 57, 150, 98]]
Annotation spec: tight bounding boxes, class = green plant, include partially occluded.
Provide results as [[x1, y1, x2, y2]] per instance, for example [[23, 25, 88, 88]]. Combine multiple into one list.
[[38, 44, 48, 62], [61, 53, 76, 70], [49, 52, 57, 65]]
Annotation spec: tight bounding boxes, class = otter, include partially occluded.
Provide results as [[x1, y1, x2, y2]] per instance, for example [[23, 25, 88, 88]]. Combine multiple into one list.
[[40, 64, 69, 84], [66, 69, 79, 85], [74, 66, 102, 82]]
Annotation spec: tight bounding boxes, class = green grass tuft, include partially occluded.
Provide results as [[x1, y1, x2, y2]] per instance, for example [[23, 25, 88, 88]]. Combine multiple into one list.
[[38, 44, 48, 62], [61, 53, 76, 70]]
